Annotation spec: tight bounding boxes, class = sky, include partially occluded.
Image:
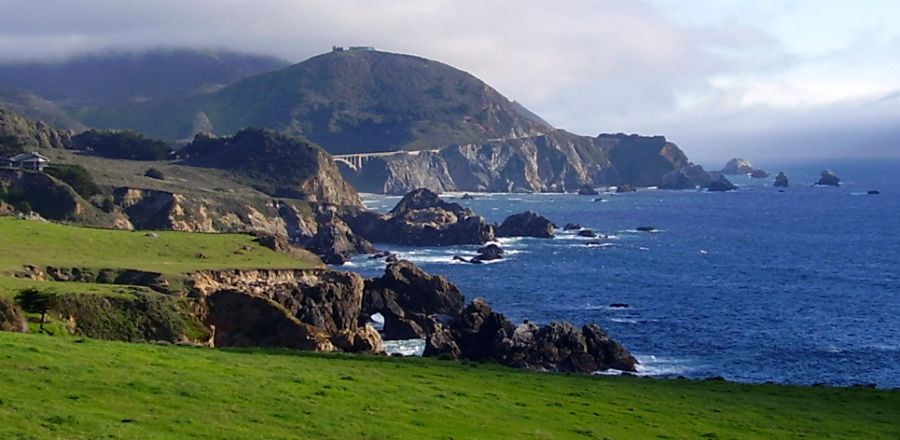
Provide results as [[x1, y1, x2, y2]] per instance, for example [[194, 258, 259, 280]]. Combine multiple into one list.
[[0, 0, 898, 164]]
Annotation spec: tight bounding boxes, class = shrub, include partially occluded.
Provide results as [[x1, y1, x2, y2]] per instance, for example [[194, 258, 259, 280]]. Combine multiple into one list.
[[71, 130, 171, 161], [144, 168, 165, 180], [0, 296, 28, 333], [44, 164, 102, 198], [15, 288, 58, 333]]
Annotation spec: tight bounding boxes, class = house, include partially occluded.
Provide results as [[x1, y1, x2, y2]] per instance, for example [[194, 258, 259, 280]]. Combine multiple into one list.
[[5, 152, 50, 171]]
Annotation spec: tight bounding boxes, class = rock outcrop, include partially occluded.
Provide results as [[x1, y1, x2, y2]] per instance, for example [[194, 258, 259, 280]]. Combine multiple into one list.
[[577, 184, 599, 195], [707, 174, 738, 192], [0, 107, 72, 155], [1, 169, 125, 227], [424, 298, 638, 373], [721, 158, 755, 175], [343, 188, 495, 246], [0, 296, 28, 333], [191, 268, 383, 353], [495, 211, 555, 238], [363, 261, 465, 340], [658, 164, 712, 189], [774, 172, 789, 188], [750, 169, 770, 178], [302, 209, 375, 264], [817, 170, 840, 186]]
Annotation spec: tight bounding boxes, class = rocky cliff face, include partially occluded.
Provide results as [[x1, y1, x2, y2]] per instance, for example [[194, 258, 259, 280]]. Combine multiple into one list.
[[0, 108, 72, 154], [191, 268, 382, 353], [0, 169, 128, 227], [343, 131, 691, 194]]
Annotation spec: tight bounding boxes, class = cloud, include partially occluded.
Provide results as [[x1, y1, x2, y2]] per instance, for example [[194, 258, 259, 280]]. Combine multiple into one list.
[[0, 0, 896, 160]]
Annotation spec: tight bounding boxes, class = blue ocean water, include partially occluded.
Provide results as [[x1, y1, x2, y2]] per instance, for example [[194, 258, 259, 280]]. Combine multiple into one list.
[[346, 160, 900, 388]]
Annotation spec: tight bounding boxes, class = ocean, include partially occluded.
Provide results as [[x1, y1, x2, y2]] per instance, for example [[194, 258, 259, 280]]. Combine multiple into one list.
[[344, 159, 900, 388]]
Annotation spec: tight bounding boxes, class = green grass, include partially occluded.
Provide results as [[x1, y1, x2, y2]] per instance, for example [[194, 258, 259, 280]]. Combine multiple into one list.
[[0, 217, 321, 276], [0, 332, 897, 439]]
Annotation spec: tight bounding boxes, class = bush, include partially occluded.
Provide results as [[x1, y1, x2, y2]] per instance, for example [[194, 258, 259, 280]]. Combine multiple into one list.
[[144, 168, 165, 180], [71, 129, 171, 161], [44, 164, 102, 199], [15, 288, 57, 332], [0, 296, 28, 333]]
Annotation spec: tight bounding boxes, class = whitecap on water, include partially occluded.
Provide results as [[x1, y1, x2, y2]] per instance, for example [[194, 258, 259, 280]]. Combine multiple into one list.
[[383, 339, 425, 357], [633, 355, 698, 377]]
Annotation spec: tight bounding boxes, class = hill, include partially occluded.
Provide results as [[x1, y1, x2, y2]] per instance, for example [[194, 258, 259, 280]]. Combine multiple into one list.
[[78, 49, 549, 151], [1, 332, 897, 439], [0, 48, 288, 107]]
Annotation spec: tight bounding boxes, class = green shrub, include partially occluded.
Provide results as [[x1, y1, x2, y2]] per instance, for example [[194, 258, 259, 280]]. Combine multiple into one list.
[[44, 164, 102, 198], [71, 129, 171, 161], [144, 167, 165, 180], [15, 288, 57, 332]]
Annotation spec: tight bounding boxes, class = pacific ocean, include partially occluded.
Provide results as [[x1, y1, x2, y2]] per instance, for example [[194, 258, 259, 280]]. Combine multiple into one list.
[[345, 159, 900, 388]]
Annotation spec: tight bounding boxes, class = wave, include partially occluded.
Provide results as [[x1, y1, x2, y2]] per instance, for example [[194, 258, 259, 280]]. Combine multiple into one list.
[[610, 318, 639, 324], [383, 339, 425, 357], [633, 355, 699, 377]]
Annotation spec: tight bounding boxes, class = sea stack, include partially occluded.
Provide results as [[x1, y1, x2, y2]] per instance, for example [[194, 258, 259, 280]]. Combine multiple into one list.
[[816, 170, 840, 186], [774, 172, 789, 187], [722, 158, 755, 175]]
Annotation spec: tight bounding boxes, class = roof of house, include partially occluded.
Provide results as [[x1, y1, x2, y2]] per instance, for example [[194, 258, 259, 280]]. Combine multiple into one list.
[[9, 152, 50, 163]]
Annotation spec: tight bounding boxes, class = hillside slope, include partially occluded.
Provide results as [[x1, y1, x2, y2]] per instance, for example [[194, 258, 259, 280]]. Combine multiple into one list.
[[0, 49, 287, 106], [80, 49, 549, 151], [0, 332, 897, 439]]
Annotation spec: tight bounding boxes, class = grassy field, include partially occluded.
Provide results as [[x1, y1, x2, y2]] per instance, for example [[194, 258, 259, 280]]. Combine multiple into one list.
[[0, 217, 321, 276], [0, 332, 897, 439]]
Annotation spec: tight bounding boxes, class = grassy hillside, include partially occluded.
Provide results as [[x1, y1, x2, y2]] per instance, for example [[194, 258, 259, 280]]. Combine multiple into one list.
[[0, 332, 897, 439], [0, 217, 321, 275]]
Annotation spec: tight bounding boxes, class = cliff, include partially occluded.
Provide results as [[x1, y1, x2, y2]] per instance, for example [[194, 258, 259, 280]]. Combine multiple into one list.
[[343, 131, 691, 194]]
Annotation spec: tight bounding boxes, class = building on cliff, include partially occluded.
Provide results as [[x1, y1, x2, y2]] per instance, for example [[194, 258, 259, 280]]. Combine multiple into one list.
[[3, 152, 50, 172]]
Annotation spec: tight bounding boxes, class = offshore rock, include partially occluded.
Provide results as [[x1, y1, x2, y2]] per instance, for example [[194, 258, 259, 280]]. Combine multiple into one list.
[[774, 172, 790, 188], [342, 188, 494, 246], [659, 164, 712, 190], [817, 170, 841, 186], [495, 211, 555, 238], [707, 174, 738, 192], [721, 158, 755, 175]]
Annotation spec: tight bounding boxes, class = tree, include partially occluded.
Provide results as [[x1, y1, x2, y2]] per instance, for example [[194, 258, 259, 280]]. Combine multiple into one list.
[[15, 288, 57, 333]]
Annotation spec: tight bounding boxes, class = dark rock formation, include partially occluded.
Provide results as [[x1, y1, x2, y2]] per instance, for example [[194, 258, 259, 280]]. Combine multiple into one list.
[[495, 211, 555, 238], [363, 261, 466, 340], [302, 209, 375, 265], [636, 226, 657, 232], [194, 268, 383, 353], [774, 172, 789, 188], [343, 188, 495, 246], [817, 170, 840, 186], [472, 244, 504, 262], [609, 303, 629, 308], [563, 223, 582, 231], [750, 169, 770, 178], [615, 184, 637, 193], [707, 174, 738, 192], [577, 229, 597, 238], [0, 296, 28, 333], [424, 298, 638, 373], [658, 164, 712, 189], [721, 158, 755, 175], [460, 193, 475, 200], [577, 184, 599, 195], [867, 190, 880, 195]]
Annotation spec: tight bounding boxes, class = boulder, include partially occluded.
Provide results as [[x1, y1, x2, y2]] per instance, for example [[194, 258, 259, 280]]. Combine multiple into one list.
[[609, 303, 629, 308], [658, 164, 712, 189], [867, 190, 880, 195], [721, 158, 755, 175], [774, 172, 789, 188], [577, 229, 597, 238], [460, 193, 475, 200], [816, 170, 840, 186], [750, 169, 770, 178], [577, 184, 599, 196], [495, 211, 555, 238], [707, 174, 737, 192], [0, 296, 28, 333], [563, 223, 582, 231], [363, 260, 466, 340], [615, 184, 637, 193], [636, 226, 657, 232]]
